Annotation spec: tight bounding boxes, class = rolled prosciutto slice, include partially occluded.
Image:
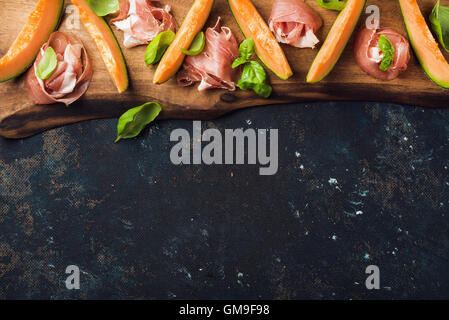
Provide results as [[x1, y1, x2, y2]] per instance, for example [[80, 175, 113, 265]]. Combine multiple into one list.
[[25, 31, 92, 106], [354, 27, 410, 81], [268, 0, 323, 48], [177, 18, 239, 91], [111, 0, 177, 48]]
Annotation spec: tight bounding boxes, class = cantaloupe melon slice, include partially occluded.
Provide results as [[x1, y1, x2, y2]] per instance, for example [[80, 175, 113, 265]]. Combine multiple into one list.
[[0, 0, 64, 82], [307, 0, 366, 83], [72, 0, 128, 93], [228, 0, 293, 80], [399, 0, 449, 88], [153, 0, 215, 84]]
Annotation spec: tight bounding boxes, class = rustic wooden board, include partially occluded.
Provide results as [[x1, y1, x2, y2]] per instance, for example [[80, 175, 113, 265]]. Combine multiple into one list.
[[0, 0, 448, 138]]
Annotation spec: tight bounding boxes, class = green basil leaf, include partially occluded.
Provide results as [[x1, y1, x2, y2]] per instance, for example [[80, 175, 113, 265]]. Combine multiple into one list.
[[238, 79, 272, 99], [232, 39, 256, 68], [181, 32, 206, 56], [232, 57, 248, 69], [36, 46, 58, 80], [316, 0, 346, 11], [253, 83, 273, 99], [145, 30, 176, 66], [238, 61, 272, 98], [88, 0, 119, 17], [233, 38, 271, 98], [378, 35, 395, 72], [239, 38, 255, 60], [245, 61, 267, 83], [115, 102, 162, 143], [430, 0, 449, 52]]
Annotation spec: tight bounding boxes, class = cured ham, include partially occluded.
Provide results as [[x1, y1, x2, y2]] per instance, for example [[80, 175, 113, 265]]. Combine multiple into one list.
[[354, 27, 410, 81], [177, 18, 239, 91], [268, 0, 323, 48], [25, 31, 92, 106], [111, 0, 177, 48]]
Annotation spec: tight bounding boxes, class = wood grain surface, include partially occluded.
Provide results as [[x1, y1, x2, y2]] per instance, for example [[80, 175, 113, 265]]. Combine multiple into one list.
[[0, 0, 448, 138]]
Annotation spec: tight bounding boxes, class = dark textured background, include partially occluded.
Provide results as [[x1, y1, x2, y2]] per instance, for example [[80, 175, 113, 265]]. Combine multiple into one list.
[[0, 101, 448, 300]]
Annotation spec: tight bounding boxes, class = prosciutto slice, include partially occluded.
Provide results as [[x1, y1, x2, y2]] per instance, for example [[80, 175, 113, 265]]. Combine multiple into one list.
[[354, 27, 410, 81], [177, 18, 239, 91], [25, 31, 92, 106], [268, 0, 323, 48], [111, 0, 177, 48]]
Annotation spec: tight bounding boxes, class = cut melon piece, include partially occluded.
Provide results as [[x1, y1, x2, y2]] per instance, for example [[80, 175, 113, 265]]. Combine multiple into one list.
[[0, 0, 64, 82], [153, 0, 214, 84], [72, 0, 128, 93], [228, 0, 292, 80], [399, 0, 449, 88], [306, 0, 365, 83]]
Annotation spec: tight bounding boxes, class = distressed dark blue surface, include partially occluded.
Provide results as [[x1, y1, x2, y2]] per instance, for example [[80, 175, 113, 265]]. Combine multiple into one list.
[[0, 102, 449, 299]]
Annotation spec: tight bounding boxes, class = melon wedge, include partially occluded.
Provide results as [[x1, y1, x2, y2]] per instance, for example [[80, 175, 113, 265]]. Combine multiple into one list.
[[72, 0, 128, 93], [153, 0, 214, 84], [306, 0, 365, 83], [228, 0, 293, 80], [0, 0, 64, 82], [399, 0, 449, 88]]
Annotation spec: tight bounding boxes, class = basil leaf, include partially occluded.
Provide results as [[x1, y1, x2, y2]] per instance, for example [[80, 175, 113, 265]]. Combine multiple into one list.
[[181, 32, 206, 56], [238, 61, 272, 98], [88, 0, 119, 17], [316, 0, 346, 11], [145, 30, 176, 65], [232, 39, 256, 68], [233, 38, 271, 98], [115, 102, 162, 143], [378, 35, 395, 72], [245, 61, 267, 83], [253, 83, 273, 99], [430, 0, 449, 52], [232, 57, 248, 69], [239, 38, 255, 60], [36, 46, 58, 80]]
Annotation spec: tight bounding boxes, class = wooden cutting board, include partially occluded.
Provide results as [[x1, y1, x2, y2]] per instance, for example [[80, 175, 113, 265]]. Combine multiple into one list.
[[0, 0, 447, 138]]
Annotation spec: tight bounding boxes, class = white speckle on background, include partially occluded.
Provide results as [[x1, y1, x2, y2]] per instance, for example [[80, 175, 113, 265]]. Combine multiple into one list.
[[177, 267, 192, 280]]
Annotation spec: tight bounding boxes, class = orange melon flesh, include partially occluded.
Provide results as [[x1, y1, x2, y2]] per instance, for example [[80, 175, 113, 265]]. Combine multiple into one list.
[[72, 0, 128, 93], [153, 0, 215, 84], [307, 0, 365, 83], [0, 0, 64, 82], [228, 0, 292, 80], [399, 0, 449, 88]]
